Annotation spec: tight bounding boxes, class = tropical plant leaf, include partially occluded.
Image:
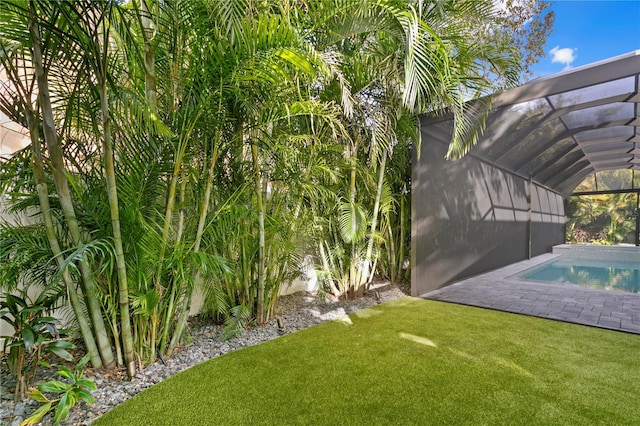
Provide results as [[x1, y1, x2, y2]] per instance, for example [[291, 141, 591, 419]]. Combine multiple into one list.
[[75, 379, 98, 391], [43, 322, 60, 339], [26, 388, 50, 403], [20, 401, 53, 425], [47, 340, 74, 349], [37, 380, 68, 394], [338, 201, 369, 243], [53, 392, 76, 425], [48, 347, 74, 362], [55, 366, 75, 380], [76, 353, 92, 369], [75, 388, 95, 404], [222, 304, 252, 341], [21, 326, 35, 352]]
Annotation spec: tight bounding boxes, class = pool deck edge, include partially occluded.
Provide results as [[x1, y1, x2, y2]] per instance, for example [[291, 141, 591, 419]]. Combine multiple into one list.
[[422, 253, 640, 335]]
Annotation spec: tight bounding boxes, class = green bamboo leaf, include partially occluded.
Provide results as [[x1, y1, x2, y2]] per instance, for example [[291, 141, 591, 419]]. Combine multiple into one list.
[[26, 388, 50, 403], [75, 388, 95, 404], [274, 47, 316, 76], [56, 366, 74, 380], [48, 340, 75, 349], [38, 380, 68, 394], [22, 306, 46, 313], [20, 401, 53, 425], [76, 379, 98, 391], [49, 347, 74, 361], [148, 109, 174, 138], [7, 293, 26, 309], [53, 392, 75, 425], [76, 353, 91, 369], [21, 326, 35, 352], [33, 316, 57, 324]]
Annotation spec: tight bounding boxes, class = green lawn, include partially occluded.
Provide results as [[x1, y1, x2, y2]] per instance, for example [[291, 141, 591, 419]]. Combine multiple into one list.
[[95, 297, 640, 425]]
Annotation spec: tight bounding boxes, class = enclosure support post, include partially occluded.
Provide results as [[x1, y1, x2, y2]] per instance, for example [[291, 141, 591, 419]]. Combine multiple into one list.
[[636, 192, 640, 247], [527, 175, 533, 259]]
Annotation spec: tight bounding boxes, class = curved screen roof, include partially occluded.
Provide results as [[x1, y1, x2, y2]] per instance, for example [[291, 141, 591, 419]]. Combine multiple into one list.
[[422, 51, 640, 196]]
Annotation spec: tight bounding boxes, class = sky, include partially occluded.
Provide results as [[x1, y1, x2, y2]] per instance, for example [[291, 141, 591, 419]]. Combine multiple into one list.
[[530, 0, 640, 78]]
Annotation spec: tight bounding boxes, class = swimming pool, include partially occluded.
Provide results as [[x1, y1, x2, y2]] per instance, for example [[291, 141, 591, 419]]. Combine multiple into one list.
[[517, 256, 640, 294]]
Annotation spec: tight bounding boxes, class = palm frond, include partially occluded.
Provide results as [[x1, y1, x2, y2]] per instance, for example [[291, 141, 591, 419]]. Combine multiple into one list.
[[0, 221, 58, 292], [338, 200, 369, 244]]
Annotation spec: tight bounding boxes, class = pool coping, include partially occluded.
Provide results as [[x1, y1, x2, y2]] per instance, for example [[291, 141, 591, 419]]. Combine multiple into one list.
[[422, 253, 640, 335]]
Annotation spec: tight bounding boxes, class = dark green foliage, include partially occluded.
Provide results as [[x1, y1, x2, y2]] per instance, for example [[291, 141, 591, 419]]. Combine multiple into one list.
[[0, 0, 550, 371], [0, 289, 72, 400], [23, 354, 97, 426], [567, 194, 637, 245]]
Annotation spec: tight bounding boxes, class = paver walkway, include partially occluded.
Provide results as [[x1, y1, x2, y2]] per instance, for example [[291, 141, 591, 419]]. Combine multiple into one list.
[[423, 253, 640, 334]]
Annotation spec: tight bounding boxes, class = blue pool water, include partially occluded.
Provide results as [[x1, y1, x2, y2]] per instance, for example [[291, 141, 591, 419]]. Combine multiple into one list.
[[518, 256, 640, 294]]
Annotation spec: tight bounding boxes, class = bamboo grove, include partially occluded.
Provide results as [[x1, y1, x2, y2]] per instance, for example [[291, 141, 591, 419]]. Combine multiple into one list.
[[0, 0, 544, 377]]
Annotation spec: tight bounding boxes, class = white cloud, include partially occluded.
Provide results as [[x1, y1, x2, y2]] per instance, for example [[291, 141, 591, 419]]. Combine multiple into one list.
[[549, 46, 577, 70]]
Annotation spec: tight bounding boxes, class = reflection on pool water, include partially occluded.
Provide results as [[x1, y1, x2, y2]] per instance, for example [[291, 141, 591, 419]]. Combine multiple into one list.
[[518, 256, 640, 294]]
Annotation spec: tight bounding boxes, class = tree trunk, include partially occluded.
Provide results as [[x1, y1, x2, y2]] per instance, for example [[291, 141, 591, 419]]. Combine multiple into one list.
[[175, 172, 188, 242], [140, 0, 158, 113], [25, 108, 102, 369], [398, 187, 407, 282], [251, 144, 266, 324], [348, 141, 360, 298], [139, 0, 164, 363], [364, 149, 388, 284], [99, 74, 136, 378], [318, 242, 341, 297], [166, 142, 220, 356], [160, 169, 187, 354], [28, 11, 115, 368], [386, 220, 397, 283]]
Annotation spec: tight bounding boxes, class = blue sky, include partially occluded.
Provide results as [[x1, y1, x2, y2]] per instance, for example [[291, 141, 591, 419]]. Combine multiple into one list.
[[530, 0, 640, 78]]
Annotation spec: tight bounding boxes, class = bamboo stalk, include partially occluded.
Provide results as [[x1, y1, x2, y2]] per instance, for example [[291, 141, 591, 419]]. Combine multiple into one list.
[[28, 9, 115, 368], [25, 107, 102, 368], [166, 141, 220, 356], [99, 71, 136, 377], [251, 143, 266, 324], [364, 149, 388, 284]]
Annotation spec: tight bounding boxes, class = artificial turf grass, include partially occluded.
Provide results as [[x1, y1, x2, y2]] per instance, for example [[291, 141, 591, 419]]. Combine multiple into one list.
[[94, 297, 640, 425]]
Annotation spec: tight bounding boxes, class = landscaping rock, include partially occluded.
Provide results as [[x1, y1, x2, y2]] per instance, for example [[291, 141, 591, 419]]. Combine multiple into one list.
[[13, 402, 25, 417]]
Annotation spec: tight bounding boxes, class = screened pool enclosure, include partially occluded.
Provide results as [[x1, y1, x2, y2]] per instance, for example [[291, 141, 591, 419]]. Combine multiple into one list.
[[412, 51, 640, 296]]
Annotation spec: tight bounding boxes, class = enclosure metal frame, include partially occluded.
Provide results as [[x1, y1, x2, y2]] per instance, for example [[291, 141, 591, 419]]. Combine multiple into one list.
[[412, 51, 640, 296]]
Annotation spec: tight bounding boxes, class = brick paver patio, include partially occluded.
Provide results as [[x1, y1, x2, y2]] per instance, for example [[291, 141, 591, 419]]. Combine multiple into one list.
[[422, 253, 640, 334]]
